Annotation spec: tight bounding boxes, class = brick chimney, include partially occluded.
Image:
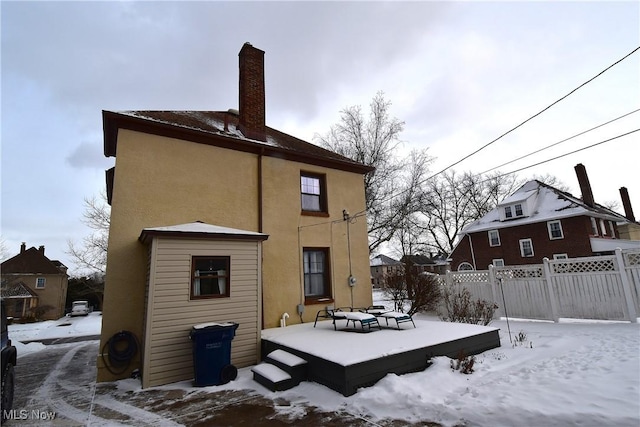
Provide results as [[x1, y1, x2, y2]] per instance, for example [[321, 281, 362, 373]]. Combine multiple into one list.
[[38, 245, 45, 255], [20, 242, 26, 253], [574, 163, 595, 208], [238, 43, 266, 142], [619, 187, 636, 222]]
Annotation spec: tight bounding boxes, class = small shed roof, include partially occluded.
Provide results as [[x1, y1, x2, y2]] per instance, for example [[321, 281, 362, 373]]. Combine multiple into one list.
[[139, 221, 269, 245]]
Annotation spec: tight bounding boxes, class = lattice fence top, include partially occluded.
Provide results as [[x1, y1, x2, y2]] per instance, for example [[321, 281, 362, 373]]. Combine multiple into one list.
[[496, 266, 544, 279], [551, 257, 616, 274], [451, 271, 488, 283], [624, 251, 640, 266]]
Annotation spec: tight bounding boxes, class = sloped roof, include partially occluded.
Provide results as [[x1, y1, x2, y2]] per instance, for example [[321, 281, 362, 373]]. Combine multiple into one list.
[[462, 180, 630, 234], [1, 281, 38, 298], [139, 221, 269, 245], [370, 254, 401, 267], [1, 247, 67, 275], [103, 110, 374, 175]]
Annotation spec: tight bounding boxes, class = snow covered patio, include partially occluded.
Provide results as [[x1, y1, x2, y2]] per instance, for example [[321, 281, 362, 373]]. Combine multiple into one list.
[[260, 318, 500, 396]]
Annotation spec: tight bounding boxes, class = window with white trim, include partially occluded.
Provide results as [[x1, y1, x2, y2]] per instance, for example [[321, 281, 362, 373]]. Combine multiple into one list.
[[547, 220, 564, 240], [504, 206, 513, 219], [590, 217, 598, 235], [457, 262, 474, 271], [488, 230, 501, 247], [492, 259, 505, 267], [553, 253, 568, 260], [514, 203, 523, 217], [519, 238, 534, 257], [600, 219, 607, 236], [608, 221, 616, 238], [36, 277, 46, 289]]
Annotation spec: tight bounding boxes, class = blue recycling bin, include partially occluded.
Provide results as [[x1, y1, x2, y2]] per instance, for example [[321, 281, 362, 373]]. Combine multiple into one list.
[[189, 322, 239, 386]]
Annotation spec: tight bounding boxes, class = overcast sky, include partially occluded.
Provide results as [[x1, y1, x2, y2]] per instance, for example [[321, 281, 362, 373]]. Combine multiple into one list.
[[2, 1, 639, 274]]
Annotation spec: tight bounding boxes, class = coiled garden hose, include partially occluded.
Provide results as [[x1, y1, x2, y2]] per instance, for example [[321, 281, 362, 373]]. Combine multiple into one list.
[[101, 330, 139, 376]]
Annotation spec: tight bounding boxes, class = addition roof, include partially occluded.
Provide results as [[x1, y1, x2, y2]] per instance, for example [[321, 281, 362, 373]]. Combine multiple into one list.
[[139, 221, 269, 245], [462, 180, 629, 234], [1, 281, 38, 298], [103, 110, 375, 175]]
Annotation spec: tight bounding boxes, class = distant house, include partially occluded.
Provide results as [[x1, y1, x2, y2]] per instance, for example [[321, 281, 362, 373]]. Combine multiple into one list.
[[0, 243, 69, 320], [450, 165, 639, 271], [98, 43, 374, 388], [370, 254, 402, 287], [400, 254, 450, 275]]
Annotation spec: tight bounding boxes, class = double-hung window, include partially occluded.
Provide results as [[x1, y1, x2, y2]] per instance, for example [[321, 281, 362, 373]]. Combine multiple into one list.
[[191, 256, 230, 299], [547, 220, 564, 240], [488, 230, 501, 247], [519, 239, 534, 257], [303, 248, 331, 302], [36, 277, 46, 289], [301, 173, 327, 214], [504, 206, 513, 219]]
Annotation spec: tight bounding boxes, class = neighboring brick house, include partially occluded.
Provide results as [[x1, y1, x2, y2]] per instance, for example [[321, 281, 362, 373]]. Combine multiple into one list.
[[450, 169, 639, 271], [370, 254, 402, 288], [0, 243, 69, 320], [98, 43, 374, 387]]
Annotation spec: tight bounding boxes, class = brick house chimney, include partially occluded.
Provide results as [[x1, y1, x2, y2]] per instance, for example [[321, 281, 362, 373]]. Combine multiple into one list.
[[20, 242, 26, 253], [619, 187, 636, 222], [574, 163, 595, 208], [38, 245, 45, 255], [238, 43, 266, 142]]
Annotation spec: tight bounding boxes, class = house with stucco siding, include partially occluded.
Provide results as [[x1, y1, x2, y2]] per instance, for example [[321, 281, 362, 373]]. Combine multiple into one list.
[[98, 43, 374, 387]]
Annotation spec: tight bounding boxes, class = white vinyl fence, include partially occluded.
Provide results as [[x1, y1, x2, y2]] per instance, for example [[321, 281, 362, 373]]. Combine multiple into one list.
[[440, 248, 640, 323]]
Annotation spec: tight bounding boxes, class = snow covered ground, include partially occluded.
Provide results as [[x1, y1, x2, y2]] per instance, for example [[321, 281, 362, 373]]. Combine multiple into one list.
[[9, 301, 640, 426]]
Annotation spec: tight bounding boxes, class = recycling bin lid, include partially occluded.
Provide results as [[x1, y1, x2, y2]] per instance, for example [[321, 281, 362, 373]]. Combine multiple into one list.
[[192, 321, 237, 330]]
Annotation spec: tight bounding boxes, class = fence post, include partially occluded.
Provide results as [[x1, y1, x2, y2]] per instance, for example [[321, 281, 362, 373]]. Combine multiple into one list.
[[542, 258, 560, 322], [488, 265, 502, 319], [615, 248, 638, 323]]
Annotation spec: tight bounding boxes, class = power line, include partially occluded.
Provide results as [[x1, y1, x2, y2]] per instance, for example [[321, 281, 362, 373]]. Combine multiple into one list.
[[479, 108, 640, 175], [479, 128, 639, 183], [429, 45, 640, 179]]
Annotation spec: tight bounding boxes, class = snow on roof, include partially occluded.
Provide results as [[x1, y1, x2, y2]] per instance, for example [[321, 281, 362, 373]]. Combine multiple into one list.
[[139, 221, 269, 244], [463, 180, 628, 234]]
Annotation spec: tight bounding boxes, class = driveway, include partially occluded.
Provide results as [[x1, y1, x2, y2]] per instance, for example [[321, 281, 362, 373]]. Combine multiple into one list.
[[9, 339, 440, 426]]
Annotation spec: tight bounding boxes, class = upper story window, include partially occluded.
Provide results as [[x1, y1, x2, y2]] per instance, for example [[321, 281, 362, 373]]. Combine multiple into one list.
[[503, 203, 525, 221], [514, 204, 523, 216], [547, 220, 564, 240], [519, 238, 534, 257], [301, 173, 327, 215], [608, 221, 616, 238], [191, 256, 230, 299], [36, 277, 46, 289], [504, 206, 513, 219], [488, 230, 501, 247], [590, 217, 598, 236]]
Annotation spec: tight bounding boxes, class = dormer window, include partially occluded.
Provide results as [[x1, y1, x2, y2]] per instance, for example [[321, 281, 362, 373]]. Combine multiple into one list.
[[504, 206, 513, 218], [503, 203, 525, 220], [514, 204, 523, 216]]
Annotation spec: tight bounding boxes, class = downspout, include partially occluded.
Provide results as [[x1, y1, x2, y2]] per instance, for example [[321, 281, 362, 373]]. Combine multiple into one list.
[[258, 149, 264, 330], [468, 234, 477, 270]]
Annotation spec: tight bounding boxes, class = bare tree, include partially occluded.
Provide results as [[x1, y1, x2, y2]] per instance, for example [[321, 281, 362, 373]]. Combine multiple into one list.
[[315, 92, 433, 252], [67, 192, 110, 274], [408, 170, 521, 255]]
